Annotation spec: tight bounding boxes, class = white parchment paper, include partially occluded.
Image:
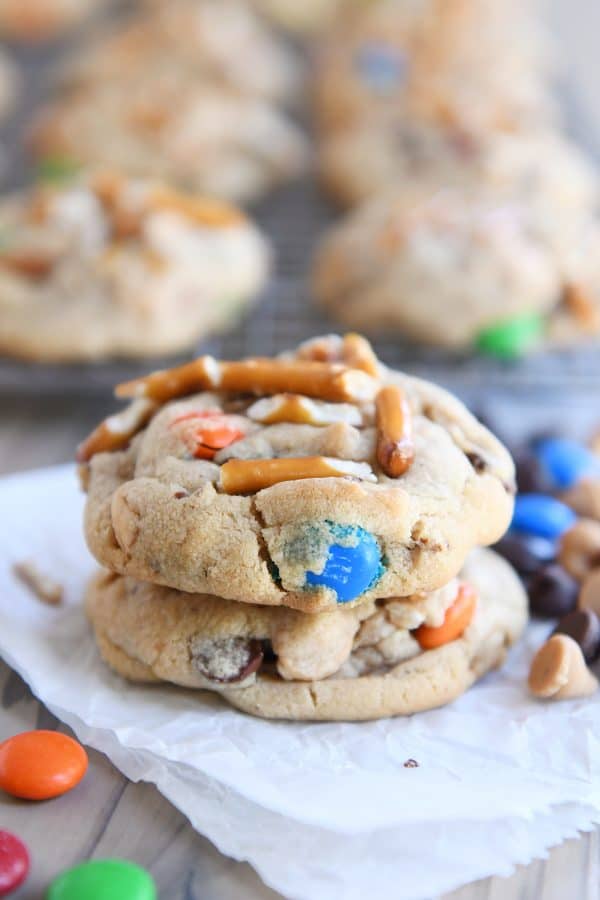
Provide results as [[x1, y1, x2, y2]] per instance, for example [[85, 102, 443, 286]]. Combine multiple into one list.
[[0, 465, 599, 900]]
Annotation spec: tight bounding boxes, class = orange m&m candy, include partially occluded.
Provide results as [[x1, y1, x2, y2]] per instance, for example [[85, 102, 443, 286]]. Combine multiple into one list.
[[415, 583, 477, 650], [170, 410, 244, 459], [0, 730, 88, 800]]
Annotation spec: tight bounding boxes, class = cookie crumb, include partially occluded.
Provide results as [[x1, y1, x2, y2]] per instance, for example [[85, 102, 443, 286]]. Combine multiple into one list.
[[13, 561, 63, 606], [403, 758, 419, 768]]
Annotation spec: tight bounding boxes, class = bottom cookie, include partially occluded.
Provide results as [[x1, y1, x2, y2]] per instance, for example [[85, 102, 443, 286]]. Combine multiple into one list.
[[86, 548, 527, 721]]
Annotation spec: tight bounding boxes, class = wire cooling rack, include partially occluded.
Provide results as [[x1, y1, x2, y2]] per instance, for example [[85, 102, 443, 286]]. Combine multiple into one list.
[[1, 20, 600, 399]]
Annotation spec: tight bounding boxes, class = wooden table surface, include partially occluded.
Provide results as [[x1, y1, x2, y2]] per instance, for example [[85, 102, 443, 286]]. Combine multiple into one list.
[[0, 397, 598, 900]]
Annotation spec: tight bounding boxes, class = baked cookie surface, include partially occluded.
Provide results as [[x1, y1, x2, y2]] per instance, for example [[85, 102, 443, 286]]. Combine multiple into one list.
[[32, 79, 309, 206], [313, 187, 600, 350], [319, 125, 598, 212], [63, 0, 303, 107], [313, 0, 553, 135], [0, 171, 270, 362], [81, 335, 515, 612], [86, 548, 527, 721]]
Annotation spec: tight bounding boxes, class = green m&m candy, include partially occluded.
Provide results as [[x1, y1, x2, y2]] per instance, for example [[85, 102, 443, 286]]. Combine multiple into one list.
[[475, 312, 544, 359], [47, 859, 156, 900]]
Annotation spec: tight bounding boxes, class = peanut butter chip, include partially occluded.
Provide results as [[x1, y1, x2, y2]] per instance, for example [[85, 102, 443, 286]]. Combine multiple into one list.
[[528, 634, 598, 700], [559, 519, 600, 581]]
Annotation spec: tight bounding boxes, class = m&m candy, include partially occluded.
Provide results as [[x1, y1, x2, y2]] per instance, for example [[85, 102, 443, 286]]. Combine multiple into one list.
[[47, 860, 156, 900], [511, 494, 577, 541], [306, 525, 383, 603], [0, 830, 29, 896], [475, 312, 544, 359], [533, 437, 600, 491], [0, 730, 88, 800]]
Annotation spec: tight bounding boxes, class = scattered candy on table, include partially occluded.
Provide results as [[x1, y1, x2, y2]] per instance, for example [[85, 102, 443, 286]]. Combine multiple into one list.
[[533, 437, 600, 491], [511, 494, 577, 540], [527, 564, 578, 618], [579, 568, 600, 615], [0, 830, 29, 897], [475, 312, 544, 359], [0, 730, 88, 800], [528, 634, 598, 700], [47, 859, 156, 900], [494, 532, 556, 576], [552, 610, 600, 664], [559, 518, 600, 581]]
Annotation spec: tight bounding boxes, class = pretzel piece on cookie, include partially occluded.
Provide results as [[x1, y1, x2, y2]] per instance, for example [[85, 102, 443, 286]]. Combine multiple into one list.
[[76, 398, 158, 462], [117, 357, 378, 405], [375, 385, 415, 478], [246, 394, 362, 426], [219, 456, 377, 494]]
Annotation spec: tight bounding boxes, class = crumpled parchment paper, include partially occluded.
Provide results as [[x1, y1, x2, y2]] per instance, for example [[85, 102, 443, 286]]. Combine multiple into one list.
[[1, 465, 599, 900]]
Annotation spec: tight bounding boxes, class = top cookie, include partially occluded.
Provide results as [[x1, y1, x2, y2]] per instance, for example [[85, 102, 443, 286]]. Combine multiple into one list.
[[80, 334, 515, 613]]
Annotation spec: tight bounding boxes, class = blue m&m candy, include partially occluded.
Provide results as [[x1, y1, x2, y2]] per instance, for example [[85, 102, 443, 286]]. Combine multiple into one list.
[[511, 494, 577, 541], [306, 525, 383, 603], [354, 44, 408, 92], [533, 437, 600, 491]]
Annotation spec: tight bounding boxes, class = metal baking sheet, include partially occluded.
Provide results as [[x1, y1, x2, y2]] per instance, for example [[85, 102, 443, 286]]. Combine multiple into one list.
[[0, 14, 599, 399]]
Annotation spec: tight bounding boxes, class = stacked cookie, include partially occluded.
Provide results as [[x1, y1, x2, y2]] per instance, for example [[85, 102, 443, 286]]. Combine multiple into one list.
[[313, 0, 600, 356], [0, 170, 271, 362], [31, 0, 308, 206], [80, 334, 527, 721]]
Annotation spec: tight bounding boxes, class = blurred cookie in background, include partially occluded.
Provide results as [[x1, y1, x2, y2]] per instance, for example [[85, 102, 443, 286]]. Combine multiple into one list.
[[313, 0, 555, 135], [319, 125, 599, 212], [30, 78, 310, 206], [250, 0, 345, 35], [0, 0, 108, 42], [0, 170, 271, 362], [61, 0, 304, 108], [313, 186, 600, 357]]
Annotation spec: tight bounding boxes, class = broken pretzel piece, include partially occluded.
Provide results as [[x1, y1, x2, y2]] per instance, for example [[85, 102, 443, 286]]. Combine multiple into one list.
[[375, 385, 415, 478], [117, 357, 378, 405], [219, 456, 377, 494], [76, 398, 157, 462], [246, 394, 362, 427], [13, 560, 63, 606], [341, 333, 380, 376]]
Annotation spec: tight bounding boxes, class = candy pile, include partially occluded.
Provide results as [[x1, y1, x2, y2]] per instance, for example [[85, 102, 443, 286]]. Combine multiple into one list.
[[312, 0, 600, 355], [495, 434, 600, 699], [0, 729, 156, 897]]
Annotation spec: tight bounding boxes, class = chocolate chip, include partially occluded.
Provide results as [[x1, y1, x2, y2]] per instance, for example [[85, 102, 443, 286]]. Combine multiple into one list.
[[465, 451, 487, 473], [403, 759, 419, 768], [552, 610, 600, 663], [528, 564, 579, 618], [190, 637, 263, 684], [494, 532, 556, 576], [514, 450, 555, 494]]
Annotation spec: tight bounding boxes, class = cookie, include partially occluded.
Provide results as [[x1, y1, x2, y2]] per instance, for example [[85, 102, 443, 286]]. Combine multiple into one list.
[[80, 334, 515, 612], [319, 125, 598, 213], [86, 547, 527, 721], [313, 187, 600, 351], [0, 0, 105, 41], [249, 0, 343, 34], [62, 0, 303, 107], [313, 0, 554, 135], [31, 79, 309, 206], [0, 171, 270, 362]]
